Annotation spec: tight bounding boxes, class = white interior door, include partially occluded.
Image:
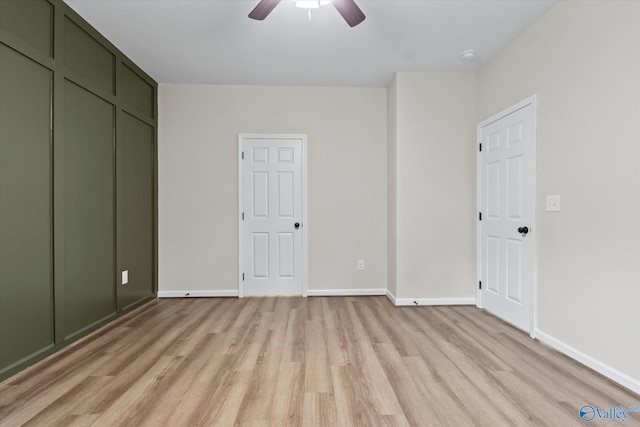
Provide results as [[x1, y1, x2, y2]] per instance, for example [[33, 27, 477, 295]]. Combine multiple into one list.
[[478, 98, 536, 333], [240, 135, 306, 296]]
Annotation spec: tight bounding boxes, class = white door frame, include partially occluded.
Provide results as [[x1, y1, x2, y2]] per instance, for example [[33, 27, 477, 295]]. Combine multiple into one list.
[[476, 95, 538, 338], [238, 134, 308, 298]]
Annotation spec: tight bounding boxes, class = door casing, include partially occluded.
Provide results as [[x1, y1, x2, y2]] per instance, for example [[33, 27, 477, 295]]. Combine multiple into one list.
[[238, 134, 308, 297], [476, 95, 538, 338]]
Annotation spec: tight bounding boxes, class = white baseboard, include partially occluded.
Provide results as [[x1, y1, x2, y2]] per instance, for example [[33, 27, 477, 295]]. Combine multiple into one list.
[[157, 290, 239, 298], [394, 297, 476, 306], [307, 288, 387, 297], [159, 289, 387, 298], [385, 290, 475, 306], [535, 329, 640, 396], [386, 290, 397, 304]]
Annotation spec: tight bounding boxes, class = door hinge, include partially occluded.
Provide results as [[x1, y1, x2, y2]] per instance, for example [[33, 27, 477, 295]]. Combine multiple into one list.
[[242, 212, 244, 220], [479, 212, 482, 221], [241, 151, 245, 159], [242, 273, 245, 281], [479, 281, 482, 290], [479, 143, 482, 152]]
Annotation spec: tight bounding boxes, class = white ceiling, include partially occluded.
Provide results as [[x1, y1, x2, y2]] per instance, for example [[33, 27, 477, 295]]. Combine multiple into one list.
[[63, 0, 557, 87]]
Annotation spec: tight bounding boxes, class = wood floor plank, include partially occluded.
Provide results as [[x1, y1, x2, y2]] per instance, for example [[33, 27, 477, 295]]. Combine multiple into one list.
[[355, 338, 404, 417], [302, 392, 337, 427], [331, 364, 380, 426], [88, 355, 179, 427], [270, 361, 304, 425], [56, 414, 101, 427], [21, 376, 113, 427], [489, 370, 583, 426], [303, 320, 332, 393], [402, 356, 477, 427], [0, 353, 115, 426], [0, 297, 638, 427], [373, 342, 445, 425]]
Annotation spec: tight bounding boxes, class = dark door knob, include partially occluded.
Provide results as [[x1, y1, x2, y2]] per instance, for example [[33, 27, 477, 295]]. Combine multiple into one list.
[[518, 226, 529, 236], [294, 222, 300, 229]]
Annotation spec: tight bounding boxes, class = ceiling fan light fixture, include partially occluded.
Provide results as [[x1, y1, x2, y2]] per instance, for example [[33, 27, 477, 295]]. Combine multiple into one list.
[[461, 49, 476, 62], [296, 0, 331, 9], [249, 0, 364, 27]]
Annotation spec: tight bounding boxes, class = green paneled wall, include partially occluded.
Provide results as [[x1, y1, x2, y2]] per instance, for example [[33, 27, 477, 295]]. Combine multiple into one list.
[[0, 0, 157, 380], [64, 18, 115, 95], [122, 64, 154, 118], [118, 113, 154, 311], [0, 45, 54, 368], [64, 81, 116, 337], [0, 0, 53, 57]]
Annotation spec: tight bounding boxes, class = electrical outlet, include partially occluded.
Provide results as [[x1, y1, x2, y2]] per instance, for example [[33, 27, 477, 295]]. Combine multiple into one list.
[[546, 195, 561, 212], [357, 260, 365, 271], [122, 270, 128, 285]]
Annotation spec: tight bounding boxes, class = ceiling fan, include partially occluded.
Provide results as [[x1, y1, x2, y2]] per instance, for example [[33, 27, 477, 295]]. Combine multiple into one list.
[[249, 0, 366, 27]]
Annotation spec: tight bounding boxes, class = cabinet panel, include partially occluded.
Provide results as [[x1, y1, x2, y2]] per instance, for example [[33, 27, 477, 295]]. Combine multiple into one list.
[[0, 0, 53, 57], [0, 45, 53, 367], [121, 64, 154, 118], [64, 81, 115, 336], [117, 113, 154, 309], [64, 18, 115, 95]]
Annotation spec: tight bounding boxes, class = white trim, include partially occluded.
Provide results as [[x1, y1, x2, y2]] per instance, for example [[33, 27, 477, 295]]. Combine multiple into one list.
[[386, 290, 475, 306], [476, 94, 538, 337], [393, 298, 476, 306], [386, 289, 397, 305], [535, 330, 640, 395], [238, 137, 244, 297], [307, 288, 386, 297], [530, 96, 539, 338], [302, 137, 308, 298], [238, 134, 308, 298], [158, 290, 239, 298]]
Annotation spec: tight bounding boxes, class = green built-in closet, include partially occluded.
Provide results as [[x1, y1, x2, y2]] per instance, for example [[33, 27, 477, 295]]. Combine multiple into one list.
[[0, 0, 157, 380]]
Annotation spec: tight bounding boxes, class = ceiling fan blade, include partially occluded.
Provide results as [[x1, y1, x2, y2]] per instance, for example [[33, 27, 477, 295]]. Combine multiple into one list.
[[248, 0, 282, 20], [332, 0, 366, 27]]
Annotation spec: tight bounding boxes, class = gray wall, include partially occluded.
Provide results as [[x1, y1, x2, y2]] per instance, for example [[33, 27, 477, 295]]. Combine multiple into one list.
[[477, 0, 640, 387], [0, 0, 157, 380], [389, 72, 476, 303], [158, 84, 388, 295]]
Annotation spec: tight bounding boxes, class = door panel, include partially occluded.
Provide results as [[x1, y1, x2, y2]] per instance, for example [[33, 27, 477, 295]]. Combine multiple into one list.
[[486, 237, 500, 294], [278, 172, 294, 217], [242, 136, 304, 296], [507, 156, 523, 219], [506, 239, 523, 302], [253, 233, 269, 278], [480, 102, 535, 332], [487, 161, 500, 218], [278, 233, 295, 278]]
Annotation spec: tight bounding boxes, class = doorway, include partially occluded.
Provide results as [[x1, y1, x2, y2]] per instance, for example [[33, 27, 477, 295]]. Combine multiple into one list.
[[238, 134, 307, 297], [477, 96, 536, 334]]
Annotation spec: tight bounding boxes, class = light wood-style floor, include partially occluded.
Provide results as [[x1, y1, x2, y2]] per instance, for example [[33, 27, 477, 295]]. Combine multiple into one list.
[[0, 297, 638, 426]]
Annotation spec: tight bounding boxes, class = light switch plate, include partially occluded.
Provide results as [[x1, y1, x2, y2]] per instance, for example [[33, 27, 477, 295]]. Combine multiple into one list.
[[546, 195, 561, 212], [122, 270, 129, 285], [357, 260, 365, 271]]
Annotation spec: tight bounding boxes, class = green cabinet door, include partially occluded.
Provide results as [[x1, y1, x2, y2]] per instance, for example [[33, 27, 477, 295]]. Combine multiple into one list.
[[117, 113, 154, 309], [64, 81, 116, 337], [0, 45, 54, 369]]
